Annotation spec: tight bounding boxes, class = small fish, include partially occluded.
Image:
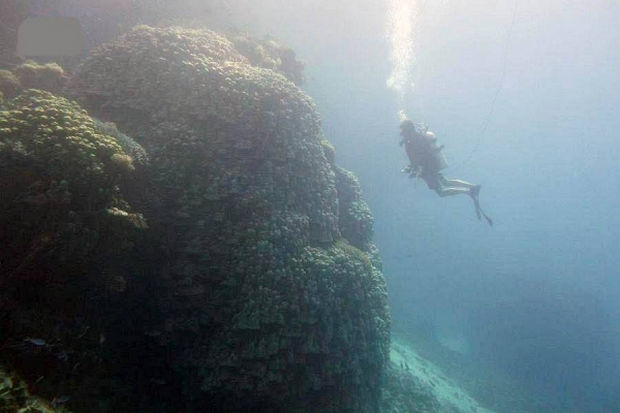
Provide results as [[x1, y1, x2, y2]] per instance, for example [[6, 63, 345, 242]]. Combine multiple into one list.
[[51, 395, 70, 407], [23, 338, 46, 346], [56, 351, 69, 361]]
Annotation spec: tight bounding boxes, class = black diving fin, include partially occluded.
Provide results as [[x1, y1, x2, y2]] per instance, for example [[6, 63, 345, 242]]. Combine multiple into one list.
[[470, 191, 493, 227], [480, 207, 494, 227]]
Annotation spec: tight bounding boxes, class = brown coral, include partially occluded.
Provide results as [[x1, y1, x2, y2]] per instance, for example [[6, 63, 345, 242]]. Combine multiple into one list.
[[12, 61, 66, 94], [67, 25, 389, 412], [0, 69, 21, 99]]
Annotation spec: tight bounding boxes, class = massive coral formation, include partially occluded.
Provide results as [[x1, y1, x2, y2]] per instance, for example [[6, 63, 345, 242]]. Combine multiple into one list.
[[66, 25, 390, 411], [0, 366, 57, 413], [12, 61, 67, 95], [0, 61, 68, 102], [231, 33, 305, 86], [0, 89, 146, 273], [0, 25, 390, 412], [0, 0, 25, 66], [0, 89, 158, 412], [336, 166, 375, 251], [0, 70, 21, 99], [381, 365, 441, 413]]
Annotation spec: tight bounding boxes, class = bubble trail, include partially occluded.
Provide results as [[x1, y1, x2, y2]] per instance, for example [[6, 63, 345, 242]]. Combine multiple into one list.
[[386, 0, 418, 113]]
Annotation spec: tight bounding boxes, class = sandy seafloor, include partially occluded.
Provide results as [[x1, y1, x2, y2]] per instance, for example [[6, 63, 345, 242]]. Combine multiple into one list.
[[390, 334, 495, 413]]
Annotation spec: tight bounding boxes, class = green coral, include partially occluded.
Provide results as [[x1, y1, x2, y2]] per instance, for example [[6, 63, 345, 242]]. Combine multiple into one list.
[[0, 69, 21, 99], [231, 34, 305, 86], [93, 119, 149, 167], [336, 166, 375, 250], [320, 139, 336, 165], [0, 89, 146, 274], [12, 61, 66, 94], [0, 62, 66, 100], [0, 89, 155, 412], [381, 364, 441, 413], [2, 90, 124, 202], [334, 238, 374, 274], [0, 366, 58, 413], [68, 25, 389, 411], [68, 25, 334, 241]]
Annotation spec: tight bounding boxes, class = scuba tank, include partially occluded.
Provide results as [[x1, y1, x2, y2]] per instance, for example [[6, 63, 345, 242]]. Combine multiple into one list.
[[423, 130, 448, 170], [401, 121, 447, 173]]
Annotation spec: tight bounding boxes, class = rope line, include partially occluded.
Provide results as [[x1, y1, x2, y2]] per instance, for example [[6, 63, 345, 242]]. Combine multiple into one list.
[[448, 0, 518, 172]]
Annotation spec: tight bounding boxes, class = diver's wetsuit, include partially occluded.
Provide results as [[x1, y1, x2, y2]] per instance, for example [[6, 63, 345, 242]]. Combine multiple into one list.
[[401, 125, 474, 196], [400, 120, 492, 225]]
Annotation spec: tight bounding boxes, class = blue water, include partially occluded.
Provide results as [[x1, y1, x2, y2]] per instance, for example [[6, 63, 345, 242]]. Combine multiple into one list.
[[5, 0, 617, 410], [237, 1, 620, 411]]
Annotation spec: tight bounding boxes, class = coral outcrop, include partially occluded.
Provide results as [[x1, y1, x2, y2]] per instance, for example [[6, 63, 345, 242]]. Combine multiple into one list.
[[0, 89, 146, 274], [12, 61, 67, 95], [0, 89, 157, 412], [336, 167, 375, 251], [0, 61, 68, 102], [1, 24, 390, 412], [0, 69, 21, 99], [380, 365, 440, 413], [231, 33, 305, 86], [0, 366, 57, 412], [67, 25, 390, 411]]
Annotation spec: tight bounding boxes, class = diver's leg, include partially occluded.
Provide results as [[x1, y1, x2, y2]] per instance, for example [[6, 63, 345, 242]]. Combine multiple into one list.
[[439, 175, 481, 197], [434, 187, 472, 197], [440, 176, 475, 189]]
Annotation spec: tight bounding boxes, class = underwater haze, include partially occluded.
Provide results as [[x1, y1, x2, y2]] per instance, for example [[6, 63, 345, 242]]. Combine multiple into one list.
[[1, 0, 619, 412], [359, 1, 619, 412], [242, 0, 620, 411]]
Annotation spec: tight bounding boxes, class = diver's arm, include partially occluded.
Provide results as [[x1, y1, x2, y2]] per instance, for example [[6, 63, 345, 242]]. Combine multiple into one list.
[[400, 164, 421, 178], [410, 164, 422, 178]]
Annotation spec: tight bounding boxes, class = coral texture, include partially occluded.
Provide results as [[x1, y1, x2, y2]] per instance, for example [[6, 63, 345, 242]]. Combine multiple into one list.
[[67, 25, 390, 411], [231, 33, 305, 86], [381, 365, 441, 413], [0, 89, 154, 412], [0, 89, 146, 272], [0, 366, 57, 412], [12, 61, 67, 94], [336, 166, 375, 251], [0, 69, 21, 99]]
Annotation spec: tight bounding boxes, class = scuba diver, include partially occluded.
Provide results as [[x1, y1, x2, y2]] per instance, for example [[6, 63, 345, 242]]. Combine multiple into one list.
[[399, 119, 493, 226]]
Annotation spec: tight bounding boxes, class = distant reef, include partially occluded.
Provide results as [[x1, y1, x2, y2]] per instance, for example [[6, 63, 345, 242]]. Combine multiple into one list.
[[1, 26, 392, 412]]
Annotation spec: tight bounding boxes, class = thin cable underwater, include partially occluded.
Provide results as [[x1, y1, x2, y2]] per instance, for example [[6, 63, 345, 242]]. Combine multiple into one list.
[[447, 0, 519, 172]]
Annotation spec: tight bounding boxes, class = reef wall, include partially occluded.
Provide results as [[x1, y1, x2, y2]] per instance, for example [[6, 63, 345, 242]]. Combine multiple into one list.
[[1, 25, 390, 412]]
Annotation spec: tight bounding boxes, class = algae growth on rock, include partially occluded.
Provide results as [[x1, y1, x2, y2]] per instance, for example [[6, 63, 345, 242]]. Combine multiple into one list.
[[1, 25, 392, 412]]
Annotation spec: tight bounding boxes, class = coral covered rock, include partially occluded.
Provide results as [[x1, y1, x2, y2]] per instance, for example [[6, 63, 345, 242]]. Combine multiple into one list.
[[0, 366, 58, 412], [231, 33, 305, 86], [380, 364, 441, 413], [0, 89, 145, 271], [0, 61, 67, 101], [68, 25, 389, 411], [0, 89, 157, 411], [13, 61, 67, 94], [0, 69, 21, 99], [336, 166, 375, 250]]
